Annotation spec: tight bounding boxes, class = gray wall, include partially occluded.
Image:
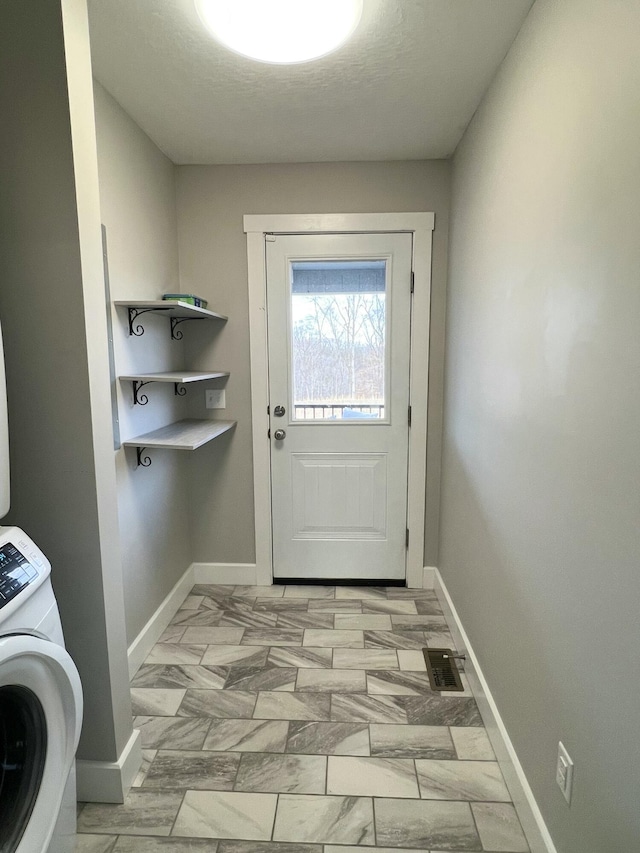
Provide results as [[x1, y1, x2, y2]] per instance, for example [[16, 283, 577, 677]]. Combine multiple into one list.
[[93, 82, 191, 643], [440, 1, 640, 850], [175, 161, 450, 567], [0, 0, 132, 763]]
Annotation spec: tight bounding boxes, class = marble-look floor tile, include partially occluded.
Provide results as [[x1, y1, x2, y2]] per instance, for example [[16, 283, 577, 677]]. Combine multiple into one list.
[[450, 726, 495, 760], [157, 625, 187, 643], [132, 749, 157, 787], [386, 588, 440, 599], [252, 598, 308, 612], [273, 794, 374, 845], [146, 644, 206, 665], [204, 719, 289, 753], [178, 690, 257, 719], [76, 835, 117, 852], [201, 646, 268, 669], [374, 798, 480, 850], [173, 791, 277, 841], [327, 756, 419, 798], [331, 693, 408, 724], [471, 802, 529, 852], [332, 648, 398, 670], [191, 584, 235, 599], [308, 600, 362, 612], [334, 586, 388, 599], [181, 628, 245, 645], [112, 838, 220, 852], [362, 599, 418, 614], [326, 848, 428, 853], [424, 630, 457, 648], [233, 585, 285, 598], [391, 615, 449, 630], [367, 670, 434, 695], [78, 791, 184, 837], [134, 716, 211, 750], [235, 753, 326, 794], [217, 844, 320, 853], [286, 721, 369, 756], [397, 649, 428, 671], [303, 629, 364, 648], [241, 629, 303, 647], [416, 758, 510, 801], [296, 668, 366, 693], [171, 610, 225, 627], [219, 611, 278, 629], [275, 612, 334, 629], [143, 750, 240, 790], [208, 597, 254, 615], [253, 691, 331, 721], [415, 597, 445, 616], [334, 614, 392, 630], [364, 630, 426, 650], [402, 695, 483, 727], [180, 595, 205, 610], [283, 585, 334, 598], [224, 666, 297, 692], [131, 665, 227, 690], [267, 647, 332, 669], [370, 724, 456, 759], [130, 688, 186, 716]]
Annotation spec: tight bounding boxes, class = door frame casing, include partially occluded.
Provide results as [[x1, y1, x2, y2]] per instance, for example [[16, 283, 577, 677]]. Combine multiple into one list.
[[244, 212, 435, 588]]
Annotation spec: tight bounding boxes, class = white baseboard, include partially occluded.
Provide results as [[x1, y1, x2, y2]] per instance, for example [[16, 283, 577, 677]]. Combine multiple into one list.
[[422, 566, 437, 588], [192, 562, 257, 585], [76, 728, 142, 804], [127, 565, 195, 678], [432, 567, 557, 853]]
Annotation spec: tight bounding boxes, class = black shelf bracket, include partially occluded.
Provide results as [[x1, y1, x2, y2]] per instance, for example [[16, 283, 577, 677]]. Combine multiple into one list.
[[127, 306, 170, 337], [132, 380, 153, 406], [170, 316, 203, 341], [135, 447, 152, 468], [174, 383, 187, 397]]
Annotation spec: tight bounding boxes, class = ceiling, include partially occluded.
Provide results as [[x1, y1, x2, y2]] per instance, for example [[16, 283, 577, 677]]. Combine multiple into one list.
[[87, 0, 534, 165]]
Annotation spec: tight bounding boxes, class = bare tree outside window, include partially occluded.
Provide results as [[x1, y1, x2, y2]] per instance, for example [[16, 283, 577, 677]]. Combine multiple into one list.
[[291, 290, 386, 419]]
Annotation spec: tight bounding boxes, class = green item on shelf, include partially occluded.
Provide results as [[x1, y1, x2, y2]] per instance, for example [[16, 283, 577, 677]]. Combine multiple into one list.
[[162, 293, 208, 309]]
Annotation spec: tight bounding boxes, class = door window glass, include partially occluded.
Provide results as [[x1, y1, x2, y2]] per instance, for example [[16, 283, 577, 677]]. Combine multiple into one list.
[[290, 260, 387, 421]]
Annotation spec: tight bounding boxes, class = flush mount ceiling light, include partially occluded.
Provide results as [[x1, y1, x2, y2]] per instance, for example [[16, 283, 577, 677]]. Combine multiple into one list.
[[195, 0, 363, 65]]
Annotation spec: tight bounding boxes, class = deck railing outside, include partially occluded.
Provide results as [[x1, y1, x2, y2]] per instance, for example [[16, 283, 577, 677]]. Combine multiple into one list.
[[293, 403, 384, 420]]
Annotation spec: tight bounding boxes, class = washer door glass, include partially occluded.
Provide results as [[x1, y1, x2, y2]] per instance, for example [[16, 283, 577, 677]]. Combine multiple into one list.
[[0, 685, 47, 853]]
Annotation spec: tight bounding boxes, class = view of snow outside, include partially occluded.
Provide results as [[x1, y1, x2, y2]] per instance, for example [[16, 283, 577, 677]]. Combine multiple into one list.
[[291, 291, 386, 420]]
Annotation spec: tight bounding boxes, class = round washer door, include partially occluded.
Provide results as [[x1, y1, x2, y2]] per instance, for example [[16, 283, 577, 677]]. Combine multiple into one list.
[[0, 634, 82, 853]]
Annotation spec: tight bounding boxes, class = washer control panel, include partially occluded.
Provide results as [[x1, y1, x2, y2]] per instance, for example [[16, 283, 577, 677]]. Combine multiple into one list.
[[0, 527, 50, 610]]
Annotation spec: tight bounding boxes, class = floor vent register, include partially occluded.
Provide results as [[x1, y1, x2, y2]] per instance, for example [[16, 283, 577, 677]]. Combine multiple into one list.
[[423, 647, 464, 691]]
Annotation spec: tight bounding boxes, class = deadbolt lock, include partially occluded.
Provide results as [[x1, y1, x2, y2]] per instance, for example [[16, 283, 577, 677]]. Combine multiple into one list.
[[274, 405, 285, 417]]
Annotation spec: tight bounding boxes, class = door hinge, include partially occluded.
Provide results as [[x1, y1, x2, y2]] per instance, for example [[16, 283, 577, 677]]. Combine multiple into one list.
[[408, 405, 412, 427], [267, 405, 270, 415], [265, 233, 276, 242], [410, 271, 415, 293], [406, 528, 410, 548], [267, 428, 271, 439]]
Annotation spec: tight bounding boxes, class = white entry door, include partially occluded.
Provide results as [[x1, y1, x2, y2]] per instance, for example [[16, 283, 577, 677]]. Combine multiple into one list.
[[266, 232, 413, 580]]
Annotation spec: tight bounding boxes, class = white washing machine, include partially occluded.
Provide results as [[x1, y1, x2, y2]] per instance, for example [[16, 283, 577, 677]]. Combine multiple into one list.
[[0, 526, 83, 853]]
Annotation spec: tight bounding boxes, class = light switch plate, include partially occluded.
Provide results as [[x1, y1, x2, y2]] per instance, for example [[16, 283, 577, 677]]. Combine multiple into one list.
[[205, 389, 225, 409]]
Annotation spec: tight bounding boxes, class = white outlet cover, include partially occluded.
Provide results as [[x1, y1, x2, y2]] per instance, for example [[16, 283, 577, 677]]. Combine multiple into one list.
[[205, 389, 226, 409], [556, 741, 574, 804]]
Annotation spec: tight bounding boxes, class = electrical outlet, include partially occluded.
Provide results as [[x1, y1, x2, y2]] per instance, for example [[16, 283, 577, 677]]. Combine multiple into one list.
[[205, 389, 225, 409], [556, 741, 574, 804]]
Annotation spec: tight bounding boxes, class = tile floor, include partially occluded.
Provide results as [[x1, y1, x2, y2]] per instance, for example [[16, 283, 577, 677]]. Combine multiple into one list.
[[76, 584, 530, 852]]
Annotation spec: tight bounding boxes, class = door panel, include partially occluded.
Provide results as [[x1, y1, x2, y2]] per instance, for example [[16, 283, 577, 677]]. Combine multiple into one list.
[[266, 232, 412, 580]]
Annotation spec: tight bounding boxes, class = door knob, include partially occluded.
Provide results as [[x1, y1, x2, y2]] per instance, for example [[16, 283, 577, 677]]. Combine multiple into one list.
[[274, 405, 285, 417], [274, 429, 286, 441]]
